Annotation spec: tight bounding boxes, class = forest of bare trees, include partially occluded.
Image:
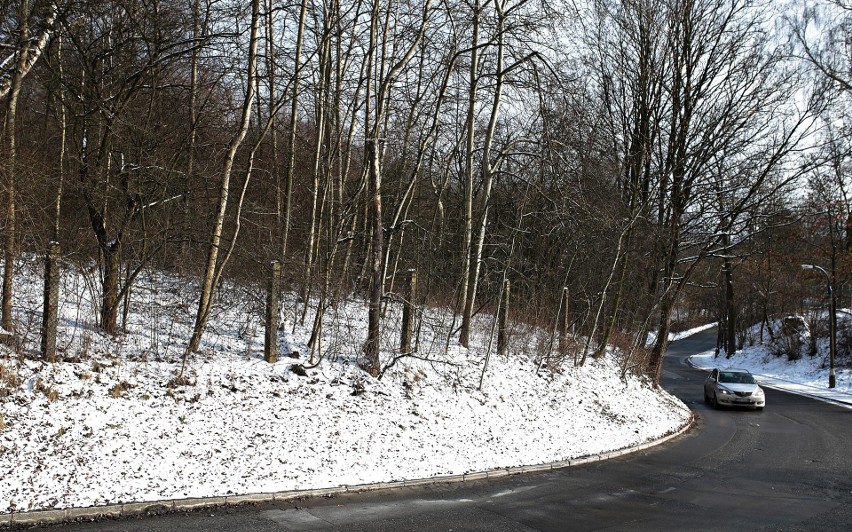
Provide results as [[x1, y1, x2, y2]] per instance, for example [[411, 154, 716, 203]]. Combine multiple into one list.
[[2, 0, 851, 383]]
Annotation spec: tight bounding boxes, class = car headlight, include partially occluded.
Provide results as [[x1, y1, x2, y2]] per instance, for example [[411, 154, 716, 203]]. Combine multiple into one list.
[[719, 388, 732, 395], [754, 387, 764, 397]]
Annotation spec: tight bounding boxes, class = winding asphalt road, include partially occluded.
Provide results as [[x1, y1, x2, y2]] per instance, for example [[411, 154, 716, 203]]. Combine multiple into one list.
[[45, 329, 852, 531]]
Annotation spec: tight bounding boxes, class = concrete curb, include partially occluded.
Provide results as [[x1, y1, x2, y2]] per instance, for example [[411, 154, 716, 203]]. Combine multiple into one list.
[[0, 415, 694, 528]]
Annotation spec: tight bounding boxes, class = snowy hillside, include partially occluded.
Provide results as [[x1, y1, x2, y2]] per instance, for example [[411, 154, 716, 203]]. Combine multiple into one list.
[[0, 258, 691, 514]]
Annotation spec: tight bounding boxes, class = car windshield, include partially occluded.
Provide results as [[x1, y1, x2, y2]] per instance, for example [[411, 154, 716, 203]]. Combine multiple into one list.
[[719, 371, 755, 384]]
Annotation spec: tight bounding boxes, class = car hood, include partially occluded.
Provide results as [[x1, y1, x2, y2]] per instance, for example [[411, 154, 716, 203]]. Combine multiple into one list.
[[718, 383, 760, 393]]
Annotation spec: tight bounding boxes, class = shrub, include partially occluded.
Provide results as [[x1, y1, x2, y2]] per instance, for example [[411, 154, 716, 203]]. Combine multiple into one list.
[[771, 315, 809, 361], [835, 320, 852, 367], [108, 381, 133, 398], [34, 377, 59, 402]]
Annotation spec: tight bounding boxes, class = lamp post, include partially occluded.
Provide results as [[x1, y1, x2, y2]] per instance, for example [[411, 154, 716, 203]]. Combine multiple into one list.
[[801, 264, 836, 388]]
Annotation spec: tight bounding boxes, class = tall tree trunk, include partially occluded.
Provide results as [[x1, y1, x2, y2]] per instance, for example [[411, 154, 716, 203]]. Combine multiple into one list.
[[42, 35, 67, 359], [648, 293, 674, 384], [180, 0, 201, 271], [52, 33, 66, 242], [299, 12, 328, 326], [363, 137, 383, 376], [262, 0, 282, 361], [457, 0, 480, 347], [187, 0, 261, 355], [647, 211, 682, 384], [361, 0, 382, 376], [1, 0, 31, 334], [101, 240, 121, 332], [283, 0, 309, 271], [723, 253, 736, 357], [361, 0, 432, 374], [461, 1, 507, 346], [266, 0, 279, 255], [594, 222, 637, 359]]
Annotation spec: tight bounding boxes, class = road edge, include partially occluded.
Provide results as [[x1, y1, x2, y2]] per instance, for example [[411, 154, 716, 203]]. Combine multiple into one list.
[[0, 413, 695, 528]]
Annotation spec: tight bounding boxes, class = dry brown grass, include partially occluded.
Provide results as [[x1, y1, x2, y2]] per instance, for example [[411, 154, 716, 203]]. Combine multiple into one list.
[[0, 363, 21, 392], [108, 381, 133, 398], [34, 377, 60, 402]]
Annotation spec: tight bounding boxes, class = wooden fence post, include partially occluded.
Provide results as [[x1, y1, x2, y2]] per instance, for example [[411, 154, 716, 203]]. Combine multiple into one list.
[[498, 278, 510, 357], [40, 242, 60, 361], [559, 286, 570, 353], [400, 269, 417, 354], [264, 260, 280, 363]]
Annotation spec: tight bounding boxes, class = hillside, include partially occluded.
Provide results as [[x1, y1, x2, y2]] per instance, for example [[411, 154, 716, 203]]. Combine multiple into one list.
[[0, 258, 690, 514]]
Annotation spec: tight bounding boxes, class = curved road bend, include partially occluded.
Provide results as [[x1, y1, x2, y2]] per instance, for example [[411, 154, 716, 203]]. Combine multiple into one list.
[[45, 328, 852, 531]]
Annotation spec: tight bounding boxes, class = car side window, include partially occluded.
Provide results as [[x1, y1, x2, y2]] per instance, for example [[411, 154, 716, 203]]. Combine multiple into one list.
[[710, 369, 717, 381]]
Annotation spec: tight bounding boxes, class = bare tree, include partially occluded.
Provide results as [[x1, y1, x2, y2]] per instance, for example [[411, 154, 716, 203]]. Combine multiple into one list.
[[791, 1, 852, 94], [186, 0, 261, 354], [458, 0, 540, 347], [1, 0, 63, 334], [643, 0, 819, 382], [362, 0, 434, 376]]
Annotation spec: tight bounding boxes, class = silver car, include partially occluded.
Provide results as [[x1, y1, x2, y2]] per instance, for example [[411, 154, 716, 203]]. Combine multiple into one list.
[[704, 368, 765, 409]]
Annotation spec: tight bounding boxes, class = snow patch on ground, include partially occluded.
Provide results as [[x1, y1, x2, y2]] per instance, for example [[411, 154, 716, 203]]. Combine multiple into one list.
[[646, 322, 716, 347], [0, 258, 691, 514]]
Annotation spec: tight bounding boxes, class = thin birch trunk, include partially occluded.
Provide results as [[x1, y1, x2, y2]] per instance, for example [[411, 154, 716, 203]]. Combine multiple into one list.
[[457, 0, 480, 348], [186, 0, 261, 355], [180, 0, 201, 270], [1, 0, 31, 334], [362, 0, 433, 375], [460, 0, 507, 346], [283, 0, 309, 269], [53, 33, 66, 242], [299, 24, 328, 326]]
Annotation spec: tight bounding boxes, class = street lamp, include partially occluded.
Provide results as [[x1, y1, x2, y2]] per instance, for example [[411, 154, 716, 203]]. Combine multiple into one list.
[[801, 264, 836, 389]]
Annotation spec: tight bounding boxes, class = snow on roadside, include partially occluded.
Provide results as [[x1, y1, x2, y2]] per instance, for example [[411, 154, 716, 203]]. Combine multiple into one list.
[[690, 346, 851, 404], [646, 322, 716, 347], [0, 258, 691, 514], [688, 318, 852, 406]]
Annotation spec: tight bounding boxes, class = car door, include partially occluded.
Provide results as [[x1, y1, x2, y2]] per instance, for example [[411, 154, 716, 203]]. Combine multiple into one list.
[[705, 369, 718, 397]]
